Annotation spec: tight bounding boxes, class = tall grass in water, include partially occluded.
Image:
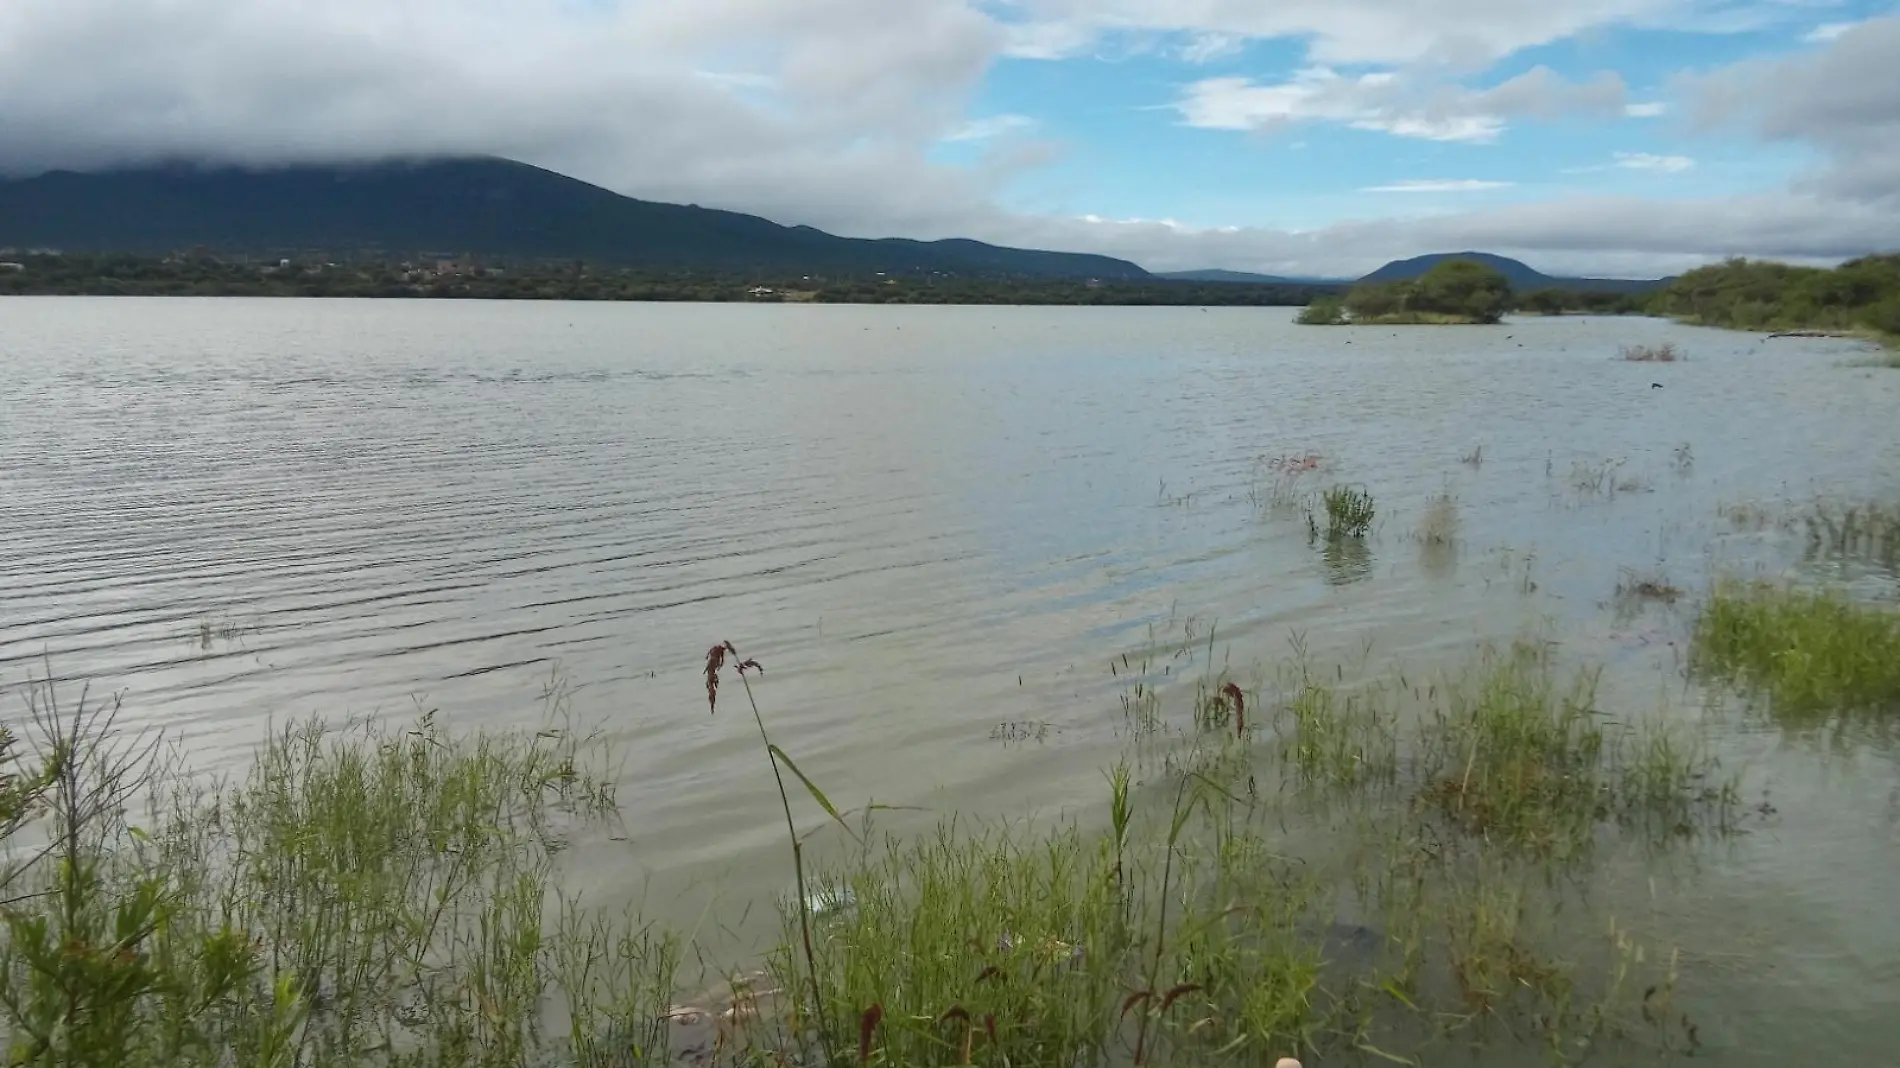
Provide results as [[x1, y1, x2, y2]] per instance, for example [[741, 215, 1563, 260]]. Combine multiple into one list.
[[1691, 580, 1900, 722], [1313, 485, 1376, 540], [1268, 642, 1735, 859], [0, 637, 1724, 1068], [1417, 493, 1459, 547], [1413, 643, 1734, 856], [778, 638, 1719, 1066], [1800, 500, 1900, 572], [1617, 342, 1681, 363], [0, 672, 683, 1068]]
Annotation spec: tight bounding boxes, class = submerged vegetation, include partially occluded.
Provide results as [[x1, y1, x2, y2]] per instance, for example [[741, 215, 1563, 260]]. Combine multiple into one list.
[[1691, 581, 1900, 722], [1416, 493, 1460, 547], [0, 677, 679, 1068], [1617, 342, 1682, 363], [1317, 485, 1377, 540], [0, 619, 1745, 1068]]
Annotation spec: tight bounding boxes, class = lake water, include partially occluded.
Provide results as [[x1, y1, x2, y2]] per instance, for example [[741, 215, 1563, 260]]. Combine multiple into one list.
[[2, 297, 1898, 1064]]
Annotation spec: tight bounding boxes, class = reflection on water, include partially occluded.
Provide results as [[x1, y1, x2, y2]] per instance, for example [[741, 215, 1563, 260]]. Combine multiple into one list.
[[1317, 537, 1373, 586], [2, 298, 1899, 1065]]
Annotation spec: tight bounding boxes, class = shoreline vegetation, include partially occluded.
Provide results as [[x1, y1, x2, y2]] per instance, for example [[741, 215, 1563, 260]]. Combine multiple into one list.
[[8, 515, 1900, 1066], [1, 252, 1331, 307], [1298, 253, 1900, 354], [3, 249, 1894, 355], [2, 435, 1897, 1068], [3, 635, 1739, 1068], [0, 251, 1626, 314]]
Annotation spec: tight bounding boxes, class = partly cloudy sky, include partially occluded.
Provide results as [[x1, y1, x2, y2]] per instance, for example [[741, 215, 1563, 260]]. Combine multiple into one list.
[[1, 0, 1897, 277]]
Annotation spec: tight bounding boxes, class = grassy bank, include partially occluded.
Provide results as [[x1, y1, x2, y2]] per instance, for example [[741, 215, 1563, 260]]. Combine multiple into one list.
[[0, 633, 1740, 1068]]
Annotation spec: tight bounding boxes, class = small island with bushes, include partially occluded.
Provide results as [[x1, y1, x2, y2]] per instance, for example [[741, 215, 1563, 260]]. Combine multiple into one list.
[[1298, 251, 1900, 358], [1296, 258, 1513, 326]]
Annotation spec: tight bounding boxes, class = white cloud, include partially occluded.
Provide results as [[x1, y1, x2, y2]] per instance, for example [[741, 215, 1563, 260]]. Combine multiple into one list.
[[1000, 0, 1670, 67], [0, 0, 1894, 280], [944, 114, 1038, 141], [1173, 65, 1623, 143], [1805, 21, 1858, 42], [1684, 14, 1900, 205], [1625, 101, 1667, 117], [1613, 151, 1695, 172], [1361, 179, 1515, 192], [0, 0, 1028, 241], [1010, 192, 1900, 278], [1178, 32, 1245, 63]]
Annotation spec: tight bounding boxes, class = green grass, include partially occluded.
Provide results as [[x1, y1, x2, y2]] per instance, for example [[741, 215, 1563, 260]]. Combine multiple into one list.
[[0, 674, 681, 1068], [1691, 580, 1900, 722], [0, 635, 1728, 1068], [1412, 643, 1733, 857], [1270, 642, 1735, 861], [1317, 484, 1376, 540]]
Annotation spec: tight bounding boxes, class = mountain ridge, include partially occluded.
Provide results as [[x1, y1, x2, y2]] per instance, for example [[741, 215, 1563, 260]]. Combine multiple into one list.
[[0, 156, 1150, 280], [0, 157, 1676, 289], [1354, 251, 1668, 293], [1154, 268, 1338, 285]]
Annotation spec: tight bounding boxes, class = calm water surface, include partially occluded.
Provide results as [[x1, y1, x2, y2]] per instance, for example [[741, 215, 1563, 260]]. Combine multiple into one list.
[[3, 298, 1898, 1064]]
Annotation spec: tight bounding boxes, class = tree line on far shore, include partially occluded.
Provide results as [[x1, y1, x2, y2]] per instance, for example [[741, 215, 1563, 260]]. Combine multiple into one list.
[[1297, 254, 1900, 343], [3, 250, 1894, 344]]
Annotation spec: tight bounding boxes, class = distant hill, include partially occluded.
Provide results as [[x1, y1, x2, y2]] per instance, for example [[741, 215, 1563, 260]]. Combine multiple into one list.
[[1155, 268, 1340, 285], [1358, 251, 1667, 294], [0, 157, 1149, 280]]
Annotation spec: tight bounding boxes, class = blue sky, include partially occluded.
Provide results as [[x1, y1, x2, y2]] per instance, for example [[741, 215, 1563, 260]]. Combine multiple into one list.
[[945, 22, 1822, 229], [2, 0, 1897, 276], [918, 0, 1889, 273]]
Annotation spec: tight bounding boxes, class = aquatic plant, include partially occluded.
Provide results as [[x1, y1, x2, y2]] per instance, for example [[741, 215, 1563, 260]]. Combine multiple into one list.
[[0, 635, 1724, 1068], [1273, 642, 1734, 859], [1417, 492, 1460, 547], [1248, 454, 1325, 515], [1691, 580, 1900, 721], [1615, 565, 1684, 608], [0, 670, 679, 1068], [1799, 499, 1900, 573], [706, 640, 855, 1066], [1412, 643, 1733, 856], [1318, 484, 1376, 540], [1569, 458, 1627, 498], [1617, 342, 1682, 362]]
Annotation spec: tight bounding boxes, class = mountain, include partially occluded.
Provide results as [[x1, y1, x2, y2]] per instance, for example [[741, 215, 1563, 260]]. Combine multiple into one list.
[[1357, 251, 1666, 294], [1155, 268, 1340, 285], [0, 157, 1148, 280]]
